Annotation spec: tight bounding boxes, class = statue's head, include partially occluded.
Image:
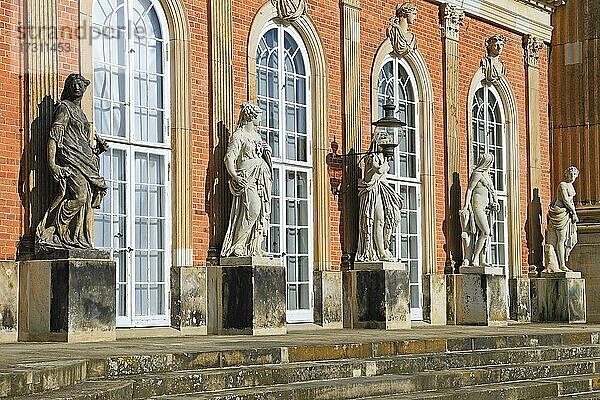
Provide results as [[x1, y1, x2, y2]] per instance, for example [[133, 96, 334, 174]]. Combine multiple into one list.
[[395, 2, 417, 23], [485, 34, 507, 58], [475, 152, 494, 172], [61, 73, 90, 101], [564, 166, 579, 182], [237, 102, 262, 128]]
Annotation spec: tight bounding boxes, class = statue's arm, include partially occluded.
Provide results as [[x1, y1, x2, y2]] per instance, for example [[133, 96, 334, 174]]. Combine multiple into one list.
[[463, 172, 479, 207], [224, 133, 246, 187], [560, 183, 578, 221], [48, 105, 70, 180]]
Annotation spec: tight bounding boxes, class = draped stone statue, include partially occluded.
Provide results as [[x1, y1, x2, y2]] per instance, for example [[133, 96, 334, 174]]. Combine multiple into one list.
[[356, 131, 403, 262], [543, 166, 580, 273], [221, 102, 273, 258], [36, 74, 108, 251], [481, 34, 507, 84], [271, 0, 306, 22], [460, 153, 500, 268], [386, 2, 418, 57]]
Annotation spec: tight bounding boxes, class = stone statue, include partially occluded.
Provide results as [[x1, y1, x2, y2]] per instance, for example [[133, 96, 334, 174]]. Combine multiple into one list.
[[221, 102, 273, 258], [271, 0, 306, 22], [386, 2, 418, 57], [36, 74, 109, 251], [460, 153, 500, 268], [481, 34, 507, 83], [356, 131, 403, 262], [544, 166, 580, 273]]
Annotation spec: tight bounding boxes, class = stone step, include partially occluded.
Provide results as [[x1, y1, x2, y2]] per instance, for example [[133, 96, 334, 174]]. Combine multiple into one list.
[[153, 374, 561, 400], [0, 359, 105, 398], [144, 357, 599, 399], [131, 347, 600, 398], [553, 373, 600, 396], [13, 380, 134, 400]]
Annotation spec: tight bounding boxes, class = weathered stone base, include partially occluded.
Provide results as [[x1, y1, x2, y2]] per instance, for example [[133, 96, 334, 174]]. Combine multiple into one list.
[[0, 261, 18, 343], [509, 277, 531, 322], [208, 257, 286, 335], [569, 225, 600, 322], [343, 262, 410, 330], [531, 276, 586, 323], [313, 270, 343, 329], [423, 273, 447, 325], [171, 265, 207, 335], [18, 255, 116, 342], [447, 272, 508, 326]]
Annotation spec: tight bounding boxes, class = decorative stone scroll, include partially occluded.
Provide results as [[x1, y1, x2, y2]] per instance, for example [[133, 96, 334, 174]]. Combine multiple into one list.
[[35, 74, 108, 252], [386, 2, 418, 57], [523, 34, 544, 68], [439, 3, 464, 41], [481, 34, 507, 84], [271, 0, 307, 22]]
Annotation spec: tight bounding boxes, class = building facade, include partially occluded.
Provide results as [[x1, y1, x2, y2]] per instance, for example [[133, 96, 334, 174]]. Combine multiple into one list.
[[0, 0, 563, 340]]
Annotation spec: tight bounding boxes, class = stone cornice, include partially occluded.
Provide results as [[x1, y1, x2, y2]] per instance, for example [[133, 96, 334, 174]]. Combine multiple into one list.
[[436, 0, 555, 41], [515, 0, 566, 13]]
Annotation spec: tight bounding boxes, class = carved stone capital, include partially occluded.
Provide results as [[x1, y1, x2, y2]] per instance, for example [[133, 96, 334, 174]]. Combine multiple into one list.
[[271, 0, 307, 22], [439, 3, 464, 41], [386, 2, 418, 57], [523, 34, 544, 68]]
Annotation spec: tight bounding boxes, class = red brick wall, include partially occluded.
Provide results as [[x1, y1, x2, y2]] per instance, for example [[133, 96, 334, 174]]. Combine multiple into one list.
[[0, 0, 24, 259], [0, 0, 551, 278]]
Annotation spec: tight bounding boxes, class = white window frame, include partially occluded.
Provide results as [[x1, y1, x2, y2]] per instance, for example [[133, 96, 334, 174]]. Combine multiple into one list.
[[93, 0, 172, 327], [470, 82, 509, 273], [256, 22, 314, 323], [377, 56, 423, 321]]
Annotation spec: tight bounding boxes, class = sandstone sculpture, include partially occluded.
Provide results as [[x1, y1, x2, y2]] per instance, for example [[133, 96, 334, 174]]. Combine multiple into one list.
[[460, 153, 500, 268], [387, 2, 418, 57], [481, 34, 507, 83], [221, 102, 273, 258], [356, 130, 403, 262], [36, 74, 108, 251], [543, 166, 580, 273], [271, 0, 306, 22]]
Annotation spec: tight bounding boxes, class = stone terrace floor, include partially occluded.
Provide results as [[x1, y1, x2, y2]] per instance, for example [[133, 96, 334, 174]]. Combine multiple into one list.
[[2, 323, 600, 370]]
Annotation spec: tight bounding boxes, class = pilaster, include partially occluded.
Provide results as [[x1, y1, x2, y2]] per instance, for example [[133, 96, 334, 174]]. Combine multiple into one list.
[[524, 34, 545, 270], [439, 3, 465, 268], [22, 0, 60, 257], [341, 0, 362, 264], [208, 0, 235, 261]]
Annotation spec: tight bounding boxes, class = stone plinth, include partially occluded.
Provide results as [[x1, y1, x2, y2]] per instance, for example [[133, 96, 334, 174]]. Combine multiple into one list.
[[171, 266, 207, 335], [208, 256, 286, 335], [423, 273, 447, 325], [18, 250, 116, 342], [569, 225, 600, 322], [509, 277, 532, 322], [313, 270, 343, 329], [447, 269, 508, 326], [531, 274, 586, 323], [343, 261, 410, 330], [0, 261, 18, 343]]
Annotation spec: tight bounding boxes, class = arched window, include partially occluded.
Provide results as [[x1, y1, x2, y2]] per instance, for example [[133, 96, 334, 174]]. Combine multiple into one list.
[[256, 23, 313, 323], [92, 0, 171, 327], [377, 57, 422, 320], [471, 84, 508, 270]]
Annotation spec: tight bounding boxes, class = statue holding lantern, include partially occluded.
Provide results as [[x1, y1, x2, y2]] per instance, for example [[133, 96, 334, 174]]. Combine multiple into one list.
[[356, 103, 404, 262]]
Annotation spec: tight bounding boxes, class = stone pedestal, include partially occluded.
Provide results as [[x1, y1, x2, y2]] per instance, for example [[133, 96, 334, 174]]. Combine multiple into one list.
[[313, 270, 343, 329], [171, 266, 207, 335], [208, 256, 286, 335], [531, 273, 586, 323], [568, 224, 600, 322], [509, 277, 532, 322], [423, 273, 447, 325], [0, 261, 18, 343], [343, 262, 410, 330], [448, 268, 508, 326], [18, 249, 116, 342]]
